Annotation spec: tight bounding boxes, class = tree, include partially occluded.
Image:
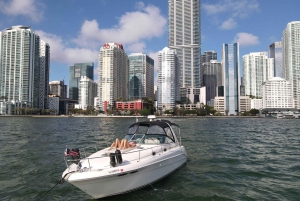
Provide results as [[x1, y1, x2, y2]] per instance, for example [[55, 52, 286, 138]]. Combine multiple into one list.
[[225, 110, 229, 116], [140, 108, 150, 116], [249, 109, 259, 116]]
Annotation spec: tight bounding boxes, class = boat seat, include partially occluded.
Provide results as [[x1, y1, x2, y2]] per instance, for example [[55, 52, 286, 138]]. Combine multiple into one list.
[[144, 138, 160, 144]]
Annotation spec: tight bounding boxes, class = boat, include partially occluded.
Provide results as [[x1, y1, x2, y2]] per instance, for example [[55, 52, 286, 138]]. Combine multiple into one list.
[[61, 115, 187, 199]]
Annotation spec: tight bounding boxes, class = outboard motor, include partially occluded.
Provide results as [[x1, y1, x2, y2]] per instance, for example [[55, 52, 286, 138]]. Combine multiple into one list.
[[109, 153, 116, 167], [115, 149, 123, 164]]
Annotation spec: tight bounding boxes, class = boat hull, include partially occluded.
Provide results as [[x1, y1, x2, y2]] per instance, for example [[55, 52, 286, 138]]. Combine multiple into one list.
[[68, 150, 187, 199]]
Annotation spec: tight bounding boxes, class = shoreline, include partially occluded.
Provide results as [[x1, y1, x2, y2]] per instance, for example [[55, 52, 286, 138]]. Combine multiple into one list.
[[0, 115, 261, 118]]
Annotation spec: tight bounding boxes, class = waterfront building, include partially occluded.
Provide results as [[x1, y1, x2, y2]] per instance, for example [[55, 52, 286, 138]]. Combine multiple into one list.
[[0, 25, 50, 114], [69, 62, 94, 101], [49, 80, 67, 98], [282, 21, 300, 108], [214, 96, 225, 115], [98, 43, 128, 113], [251, 99, 262, 110], [75, 76, 97, 110], [242, 51, 274, 98], [269, 41, 283, 78], [115, 99, 152, 111], [262, 77, 294, 108], [202, 60, 223, 102], [199, 86, 206, 105], [222, 43, 240, 115], [128, 53, 154, 100], [239, 96, 251, 113], [168, 0, 201, 103], [157, 47, 180, 110]]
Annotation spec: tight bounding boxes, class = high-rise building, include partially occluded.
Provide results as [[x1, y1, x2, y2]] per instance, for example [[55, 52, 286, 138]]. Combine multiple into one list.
[[157, 47, 180, 110], [98, 43, 128, 112], [168, 0, 201, 103], [269, 41, 283, 78], [39, 40, 50, 109], [76, 76, 97, 110], [49, 80, 67, 98], [201, 50, 217, 63], [282, 21, 300, 108], [128, 53, 154, 100], [262, 77, 294, 108], [69, 62, 94, 100], [242, 51, 274, 98], [201, 50, 217, 86], [222, 43, 240, 115], [202, 60, 222, 102], [0, 25, 50, 114]]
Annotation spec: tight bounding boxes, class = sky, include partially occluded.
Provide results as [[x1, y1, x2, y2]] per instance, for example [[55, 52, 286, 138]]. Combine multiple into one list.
[[0, 0, 299, 86]]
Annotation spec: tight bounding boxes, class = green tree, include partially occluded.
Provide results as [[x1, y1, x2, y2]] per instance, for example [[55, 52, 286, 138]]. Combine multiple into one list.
[[249, 109, 259, 116], [140, 108, 150, 116]]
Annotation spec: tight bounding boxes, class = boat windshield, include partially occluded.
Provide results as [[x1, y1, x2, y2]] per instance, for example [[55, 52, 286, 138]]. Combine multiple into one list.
[[126, 122, 176, 144]]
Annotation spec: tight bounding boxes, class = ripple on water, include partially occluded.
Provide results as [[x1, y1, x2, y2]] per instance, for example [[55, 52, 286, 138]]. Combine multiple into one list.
[[0, 117, 300, 201]]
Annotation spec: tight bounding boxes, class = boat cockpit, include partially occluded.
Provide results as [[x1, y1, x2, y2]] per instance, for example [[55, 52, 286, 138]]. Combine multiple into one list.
[[124, 120, 181, 146]]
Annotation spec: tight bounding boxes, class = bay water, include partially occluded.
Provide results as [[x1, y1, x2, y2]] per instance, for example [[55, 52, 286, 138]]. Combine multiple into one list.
[[0, 117, 299, 201]]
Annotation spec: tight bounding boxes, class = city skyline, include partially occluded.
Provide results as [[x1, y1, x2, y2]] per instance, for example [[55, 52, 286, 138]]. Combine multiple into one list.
[[0, 0, 299, 86]]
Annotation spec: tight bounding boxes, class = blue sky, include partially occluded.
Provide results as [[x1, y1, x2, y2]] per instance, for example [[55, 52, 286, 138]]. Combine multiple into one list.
[[0, 0, 299, 86]]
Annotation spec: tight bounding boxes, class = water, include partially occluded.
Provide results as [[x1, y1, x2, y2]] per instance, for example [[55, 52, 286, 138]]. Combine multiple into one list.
[[0, 117, 299, 201]]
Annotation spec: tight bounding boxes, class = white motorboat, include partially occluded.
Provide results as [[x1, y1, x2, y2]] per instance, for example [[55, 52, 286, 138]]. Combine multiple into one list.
[[61, 116, 187, 199]]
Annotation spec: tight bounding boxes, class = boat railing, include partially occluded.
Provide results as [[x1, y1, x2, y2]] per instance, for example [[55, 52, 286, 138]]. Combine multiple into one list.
[[64, 143, 180, 170]]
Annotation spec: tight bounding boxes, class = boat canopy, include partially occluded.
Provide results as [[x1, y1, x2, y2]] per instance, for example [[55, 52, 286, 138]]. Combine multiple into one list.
[[128, 120, 179, 137]]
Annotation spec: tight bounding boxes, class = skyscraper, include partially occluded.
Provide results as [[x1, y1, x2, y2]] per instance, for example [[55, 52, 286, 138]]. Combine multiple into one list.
[[0, 25, 50, 114], [69, 62, 94, 100], [269, 41, 283, 78], [202, 60, 222, 102], [77, 76, 97, 110], [222, 43, 240, 115], [128, 53, 154, 100], [282, 21, 300, 108], [242, 51, 274, 98], [168, 0, 201, 103], [49, 80, 67, 98], [39, 40, 50, 109], [157, 47, 180, 110], [201, 50, 217, 63], [98, 43, 128, 112]]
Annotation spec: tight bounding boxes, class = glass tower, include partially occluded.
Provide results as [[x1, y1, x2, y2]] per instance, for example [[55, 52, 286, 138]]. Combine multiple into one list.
[[168, 0, 201, 102], [282, 21, 300, 108], [69, 62, 94, 100], [202, 60, 222, 102], [0, 25, 50, 114], [157, 47, 180, 110], [223, 43, 240, 115], [128, 53, 154, 101], [269, 41, 283, 78]]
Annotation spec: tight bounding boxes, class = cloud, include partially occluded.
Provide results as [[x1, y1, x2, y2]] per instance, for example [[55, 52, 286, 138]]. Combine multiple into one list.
[[203, 0, 259, 29], [220, 18, 237, 30], [233, 32, 260, 46], [0, 0, 44, 22], [36, 30, 99, 64], [73, 3, 167, 49], [127, 42, 146, 53]]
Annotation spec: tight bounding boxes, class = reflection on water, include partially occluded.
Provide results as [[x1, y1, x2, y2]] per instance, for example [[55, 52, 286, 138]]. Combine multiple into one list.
[[0, 117, 299, 200]]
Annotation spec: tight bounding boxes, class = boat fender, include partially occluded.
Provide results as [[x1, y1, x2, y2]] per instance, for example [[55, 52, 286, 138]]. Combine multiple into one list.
[[109, 153, 116, 167], [152, 151, 156, 156], [115, 149, 123, 164]]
